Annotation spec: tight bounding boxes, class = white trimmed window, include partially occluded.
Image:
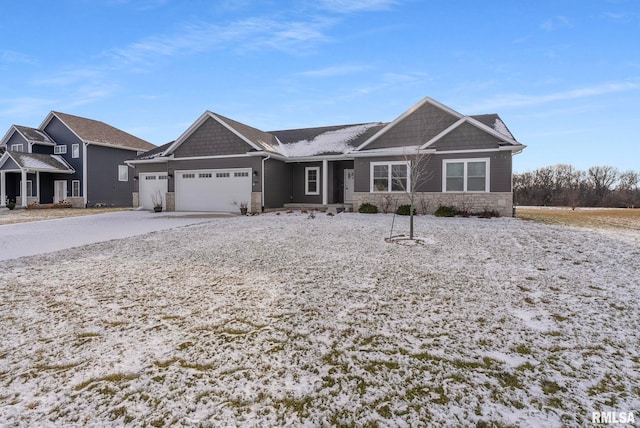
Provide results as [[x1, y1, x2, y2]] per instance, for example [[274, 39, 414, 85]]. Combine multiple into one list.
[[118, 165, 128, 182], [443, 158, 489, 192], [10, 144, 24, 152], [305, 167, 320, 195], [72, 180, 80, 197], [54, 145, 67, 154], [18, 180, 33, 197], [370, 161, 410, 192], [72, 144, 79, 158]]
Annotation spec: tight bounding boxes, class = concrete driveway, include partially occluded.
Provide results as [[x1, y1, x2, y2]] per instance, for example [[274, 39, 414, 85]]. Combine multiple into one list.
[[0, 210, 232, 261]]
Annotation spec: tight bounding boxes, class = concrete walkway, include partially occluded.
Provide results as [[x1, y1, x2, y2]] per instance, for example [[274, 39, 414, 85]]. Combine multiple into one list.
[[0, 210, 233, 261]]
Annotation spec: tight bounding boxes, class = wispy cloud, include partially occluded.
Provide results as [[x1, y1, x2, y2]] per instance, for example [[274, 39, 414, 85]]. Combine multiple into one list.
[[540, 16, 573, 31], [316, 0, 400, 13], [107, 16, 335, 68], [0, 97, 55, 119], [464, 81, 640, 111], [296, 64, 370, 77], [0, 50, 37, 65]]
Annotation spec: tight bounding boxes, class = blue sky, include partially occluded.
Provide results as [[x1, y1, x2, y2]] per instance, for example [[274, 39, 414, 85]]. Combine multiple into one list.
[[1, 0, 638, 172]]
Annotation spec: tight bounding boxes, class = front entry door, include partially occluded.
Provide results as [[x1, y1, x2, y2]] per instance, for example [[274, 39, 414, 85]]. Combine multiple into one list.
[[54, 180, 67, 203], [344, 169, 354, 203]]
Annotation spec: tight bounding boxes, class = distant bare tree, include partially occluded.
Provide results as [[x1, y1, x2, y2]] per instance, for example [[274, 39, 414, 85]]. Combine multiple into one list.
[[588, 165, 618, 204], [617, 170, 639, 208]]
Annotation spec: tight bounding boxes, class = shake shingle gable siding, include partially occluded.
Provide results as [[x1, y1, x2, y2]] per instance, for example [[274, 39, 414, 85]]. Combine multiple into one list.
[[129, 96, 525, 215]]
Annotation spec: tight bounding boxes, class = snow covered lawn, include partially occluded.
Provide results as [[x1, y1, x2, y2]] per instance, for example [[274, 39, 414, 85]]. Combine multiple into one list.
[[1, 212, 638, 427]]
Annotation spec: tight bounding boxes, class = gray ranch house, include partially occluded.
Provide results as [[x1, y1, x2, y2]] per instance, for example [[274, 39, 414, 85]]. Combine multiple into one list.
[[129, 97, 525, 216], [0, 112, 155, 208]]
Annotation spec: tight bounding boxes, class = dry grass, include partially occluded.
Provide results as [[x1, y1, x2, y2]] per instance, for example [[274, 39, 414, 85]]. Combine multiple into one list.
[[0, 207, 131, 225], [516, 207, 640, 231]]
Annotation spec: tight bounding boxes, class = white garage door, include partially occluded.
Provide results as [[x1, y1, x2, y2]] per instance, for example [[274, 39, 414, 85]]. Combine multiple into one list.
[[139, 173, 168, 210], [175, 168, 252, 212]]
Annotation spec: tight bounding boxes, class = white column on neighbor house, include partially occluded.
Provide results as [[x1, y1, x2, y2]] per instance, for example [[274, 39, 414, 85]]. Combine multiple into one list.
[[36, 171, 40, 203], [322, 159, 328, 206], [0, 171, 5, 207], [20, 169, 27, 207]]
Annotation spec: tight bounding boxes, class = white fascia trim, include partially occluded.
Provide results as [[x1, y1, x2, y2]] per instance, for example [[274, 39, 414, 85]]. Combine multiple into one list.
[[355, 96, 464, 151], [284, 154, 352, 163], [0, 126, 16, 147], [126, 157, 170, 166], [209, 113, 263, 152], [247, 151, 289, 161], [83, 140, 147, 152], [170, 153, 256, 161], [420, 118, 467, 149], [350, 146, 434, 158], [465, 116, 521, 146]]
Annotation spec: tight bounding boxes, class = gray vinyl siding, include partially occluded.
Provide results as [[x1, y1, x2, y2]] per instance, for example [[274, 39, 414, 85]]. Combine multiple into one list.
[[292, 162, 323, 204], [430, 122, 502, 151], [354, 152, 512, 193], [132, 163, 168, 192], [86, 144, 136, 207], [264, 159, 293, 209], [6, 133, 28, 151], [364, 101, 459, 150], [168, 157, 261, 193], [173, 117, 253, 158]]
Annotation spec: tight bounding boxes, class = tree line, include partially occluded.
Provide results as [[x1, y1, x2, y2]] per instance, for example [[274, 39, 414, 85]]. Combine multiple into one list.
[[513, 164, 639, 208]]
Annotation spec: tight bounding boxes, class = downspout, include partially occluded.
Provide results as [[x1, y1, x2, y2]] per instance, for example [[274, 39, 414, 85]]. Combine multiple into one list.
[[261, 154, 271, 212], [82, 142, 89, 208]]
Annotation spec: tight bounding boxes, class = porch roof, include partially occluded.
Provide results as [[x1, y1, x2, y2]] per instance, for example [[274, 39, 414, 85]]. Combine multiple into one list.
[[0, 151, 75, 173]]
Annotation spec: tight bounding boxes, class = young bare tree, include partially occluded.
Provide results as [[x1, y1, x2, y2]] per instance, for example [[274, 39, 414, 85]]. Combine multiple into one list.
[[391, 149, 433, 240]]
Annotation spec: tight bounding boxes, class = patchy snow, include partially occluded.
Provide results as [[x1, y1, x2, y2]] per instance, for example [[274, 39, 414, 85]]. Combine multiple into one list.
[[493, 118, 514, 139], [281, 123, 380, 156], [0, 213, 638, 427], [16, 155, 66, 171]]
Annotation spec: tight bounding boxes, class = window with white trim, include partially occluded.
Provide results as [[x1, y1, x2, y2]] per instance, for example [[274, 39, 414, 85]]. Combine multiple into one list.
[[443, 158, 489, 192], [72, 180, 80, 197], [72, 144, 79, 158], [10, 144, 24, 152], [118, 165, 128, 182], [54, 145, 67, 154], [305, 167, 320, 195], [18, 180, 33, 197], [370, 161, 410, 192]]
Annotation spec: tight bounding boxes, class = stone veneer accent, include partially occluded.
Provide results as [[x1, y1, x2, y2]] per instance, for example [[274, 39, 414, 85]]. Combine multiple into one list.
[[67, 197, 85, 208], [251, 192, 261, 213], [132, 192, 139, 208], [353, 192, 514, 217], [166, 192, 175, 212]]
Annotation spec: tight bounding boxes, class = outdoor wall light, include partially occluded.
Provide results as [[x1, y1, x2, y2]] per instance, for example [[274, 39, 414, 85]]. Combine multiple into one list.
[[253, 170, 259, 177], [167, 173, 174, 178], [133, 176, 138, 180]]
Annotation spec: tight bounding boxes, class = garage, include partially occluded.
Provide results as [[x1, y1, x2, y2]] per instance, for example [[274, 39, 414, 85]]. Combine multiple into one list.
[[175, 168, 252, 212], [139, 173, 168, 210]]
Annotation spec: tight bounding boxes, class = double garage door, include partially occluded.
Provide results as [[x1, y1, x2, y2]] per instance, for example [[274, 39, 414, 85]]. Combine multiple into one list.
[[175, 168, 252, 212], [139, 168, 252, 212]]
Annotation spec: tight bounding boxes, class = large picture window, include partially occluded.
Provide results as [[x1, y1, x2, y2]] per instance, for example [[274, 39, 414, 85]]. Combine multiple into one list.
[[305, 167, 320, 195], [371, 161, 409, 192], [443, 159, 489, 192]]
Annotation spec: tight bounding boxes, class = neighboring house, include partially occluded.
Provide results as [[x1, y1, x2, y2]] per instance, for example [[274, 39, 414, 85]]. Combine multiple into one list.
[[0, 112, 155, 208], [128, 96, 525, 216]]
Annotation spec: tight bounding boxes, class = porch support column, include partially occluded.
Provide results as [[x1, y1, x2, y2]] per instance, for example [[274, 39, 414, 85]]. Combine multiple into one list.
[[36, 171, 40, 202], [0, 171, 5, 207], [322, 159, 328, 206], [20, 169, 27, 207]]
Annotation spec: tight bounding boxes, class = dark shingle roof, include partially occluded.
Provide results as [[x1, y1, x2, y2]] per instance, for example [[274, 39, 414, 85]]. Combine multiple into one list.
[[7, 152, 74, 172], [14, 126, 53, 144], [271, 122, 386, 156], [135, 141, 174, 160], [470, 114, 515, 140], [215, 113, 281, 153], [52, 112, 156, 152]]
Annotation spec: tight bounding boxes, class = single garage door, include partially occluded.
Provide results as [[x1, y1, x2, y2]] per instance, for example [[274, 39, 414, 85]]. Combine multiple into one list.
[[139, 173, 168, 210], [175, 168, 252, 212]]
